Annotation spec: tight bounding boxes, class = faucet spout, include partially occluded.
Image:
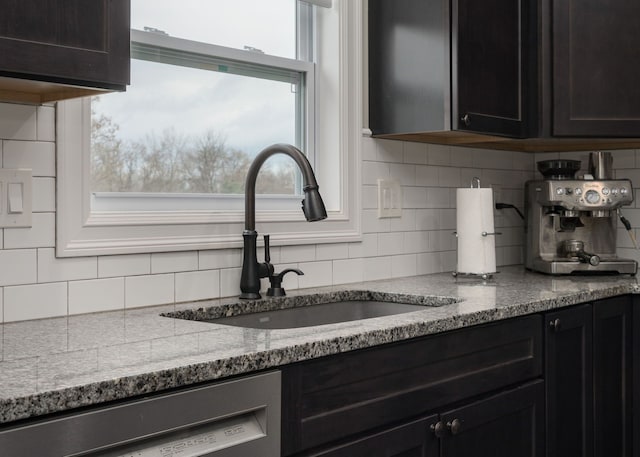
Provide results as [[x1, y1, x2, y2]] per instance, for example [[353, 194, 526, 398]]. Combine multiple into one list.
[[240, 144, 327, 299]]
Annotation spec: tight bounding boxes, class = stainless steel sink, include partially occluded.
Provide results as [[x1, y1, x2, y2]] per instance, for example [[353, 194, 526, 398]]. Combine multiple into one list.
[[201, 300, 429, 329]]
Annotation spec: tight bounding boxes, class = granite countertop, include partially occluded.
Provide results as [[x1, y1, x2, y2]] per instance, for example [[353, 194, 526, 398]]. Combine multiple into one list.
[[0, 266, 637, 425]]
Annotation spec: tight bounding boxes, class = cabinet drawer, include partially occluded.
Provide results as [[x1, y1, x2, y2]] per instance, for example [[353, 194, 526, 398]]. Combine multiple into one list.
[[282, 315, 542, 454]]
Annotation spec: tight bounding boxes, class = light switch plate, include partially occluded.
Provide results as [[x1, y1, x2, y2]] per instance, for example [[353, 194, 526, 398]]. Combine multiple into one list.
[[0, 168, 32, 228], [377, 178, 402, 218]]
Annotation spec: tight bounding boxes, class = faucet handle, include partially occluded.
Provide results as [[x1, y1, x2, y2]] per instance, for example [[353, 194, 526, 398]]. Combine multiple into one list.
[[267, 268, 304, 297], [263, 234, 271, 263]]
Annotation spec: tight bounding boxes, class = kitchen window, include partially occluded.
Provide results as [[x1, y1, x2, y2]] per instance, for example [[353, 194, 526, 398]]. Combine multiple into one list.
[[57, 0, 362, 257]]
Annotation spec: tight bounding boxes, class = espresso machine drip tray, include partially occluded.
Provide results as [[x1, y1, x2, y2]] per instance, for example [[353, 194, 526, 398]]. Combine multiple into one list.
[[528, 257, 637, 275]]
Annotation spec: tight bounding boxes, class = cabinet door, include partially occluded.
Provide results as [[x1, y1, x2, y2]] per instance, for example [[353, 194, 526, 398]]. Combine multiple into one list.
[[0, 0, 130, 90], [553, 0, 640, 136], [305, 416, 439, 457], [439, 381, 544, 457], [368, 0, 449, 135], [593, 296, 632, 457], [545, 304, 593, 457], [452, 0, 537, 138]]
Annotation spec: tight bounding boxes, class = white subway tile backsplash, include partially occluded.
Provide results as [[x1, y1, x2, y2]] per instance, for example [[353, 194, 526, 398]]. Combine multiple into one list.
[[4, 282, 67, 322], [125, 274, 174, 308], [427, 144, 451, 166], [361, 136, 378, 161], [362, 185, 378, 209], [391, 254, 417, 278], [98, 254, 151, 278], [32, 177, 56, 212], [151, 252, 198, 274], [69, 278, 125, 314], [280, 245, 316, 264], [198, 249, 242, 270], [403, 231, 429, 254], [0, 103, 37, 140], [376, 139, 404, 163], [450, 148, 475, 167], [437, 166, 461, 187], [378, 232, 404, 256], [403, 142, 428, 164], [362, 161, 390, 185], [390, 163, 416, 185], [415, 209, 440, 231], [38, 248, 97, 283], [429, 230, 457, 252], [363, 256, 392, 281], [298, 261, 333, 288], [219, 267, 241, 298], [361, 209, 391, 234], [403, 187, 428, 209], [425, 187, 451, 208], [316, 243, 348, 261], [417, 252, 441, 275], [332, 258, 364, 284], [415, 164, 439, 186], [4, 213, 55, 249], [0, 249, 37, 286], [389, 209, 416, 232], [36, 105, 56, 142], [175, 270, 220, 302], [348, 233, 378, 258], [3, 140, 55, 177]]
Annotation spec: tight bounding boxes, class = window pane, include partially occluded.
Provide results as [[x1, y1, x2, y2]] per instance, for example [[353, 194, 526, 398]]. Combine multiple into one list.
[[90, 58, 299, 195], [132, 0, 297, 59]]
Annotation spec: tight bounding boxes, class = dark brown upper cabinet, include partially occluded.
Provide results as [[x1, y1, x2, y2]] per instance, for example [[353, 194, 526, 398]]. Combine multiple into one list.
[[369, 0, 536, 140], [369, 0, 640, 152], [0, 0, 130, 104], [551, 0, 640, 136]]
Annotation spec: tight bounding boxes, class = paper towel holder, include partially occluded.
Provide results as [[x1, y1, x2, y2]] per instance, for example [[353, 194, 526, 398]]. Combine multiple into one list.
[[452, 176, 500, 281]]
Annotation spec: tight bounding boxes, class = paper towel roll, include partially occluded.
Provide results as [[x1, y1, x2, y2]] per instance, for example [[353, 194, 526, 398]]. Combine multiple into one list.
[[456, 187, 496, 274]]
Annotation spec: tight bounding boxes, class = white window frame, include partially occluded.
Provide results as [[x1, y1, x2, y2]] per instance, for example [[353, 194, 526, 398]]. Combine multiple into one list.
[[56, 0, 362, 257]]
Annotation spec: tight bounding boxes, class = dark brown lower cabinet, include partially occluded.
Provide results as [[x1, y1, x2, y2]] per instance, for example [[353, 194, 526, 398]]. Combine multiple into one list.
[[440, 381, 544, 457], [282, 315, 542, 456], [305, 416, 439, 457], [545, 297, 633, 457], [545, 304, 593, 457], [593, 296, 632, 457], [282, 295, 637, 457], [307, 381, 544, 457]]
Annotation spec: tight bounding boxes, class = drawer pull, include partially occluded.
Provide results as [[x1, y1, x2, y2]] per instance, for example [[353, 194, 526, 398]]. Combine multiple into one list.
[[447, 418, 462, 435], [430, 421, 444, 437], [549, 318, 561, 331]]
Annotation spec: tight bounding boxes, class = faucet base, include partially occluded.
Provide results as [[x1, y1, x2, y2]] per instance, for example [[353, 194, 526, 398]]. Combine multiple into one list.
[[240, 292, 261, 300]]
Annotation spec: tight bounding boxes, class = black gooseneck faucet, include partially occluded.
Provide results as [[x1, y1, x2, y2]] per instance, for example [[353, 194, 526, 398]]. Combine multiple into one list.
[[240, 144, 327, 299]]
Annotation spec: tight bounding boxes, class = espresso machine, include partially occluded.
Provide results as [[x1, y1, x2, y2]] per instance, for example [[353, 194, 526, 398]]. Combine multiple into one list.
[[525, 153, 637, 275]]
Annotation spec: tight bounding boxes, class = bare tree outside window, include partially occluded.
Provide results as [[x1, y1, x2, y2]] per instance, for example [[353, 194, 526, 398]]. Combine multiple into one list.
[[90, 98, 296, 195]]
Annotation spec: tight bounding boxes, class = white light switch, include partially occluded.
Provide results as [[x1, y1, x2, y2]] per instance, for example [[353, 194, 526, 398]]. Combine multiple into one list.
[[8, 182, 23, 213], [377, 178, 402, 218], [0, 169, 32, 227]]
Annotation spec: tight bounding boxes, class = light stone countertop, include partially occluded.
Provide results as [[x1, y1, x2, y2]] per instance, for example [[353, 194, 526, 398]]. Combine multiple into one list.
[[0, 266, 637, 424]]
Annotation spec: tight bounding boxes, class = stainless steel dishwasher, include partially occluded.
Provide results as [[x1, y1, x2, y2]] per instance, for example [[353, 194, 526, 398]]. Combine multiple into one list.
[[0, 371, 280, 457]]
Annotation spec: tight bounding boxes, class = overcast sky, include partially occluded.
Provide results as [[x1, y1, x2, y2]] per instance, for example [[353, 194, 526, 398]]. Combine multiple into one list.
[[93, 0, 299, 157]]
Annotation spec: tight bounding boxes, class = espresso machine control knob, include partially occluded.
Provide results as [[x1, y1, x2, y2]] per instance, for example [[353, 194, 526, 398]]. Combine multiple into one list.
[[585, 189, 601, 204], [575, 188, 583, 196]]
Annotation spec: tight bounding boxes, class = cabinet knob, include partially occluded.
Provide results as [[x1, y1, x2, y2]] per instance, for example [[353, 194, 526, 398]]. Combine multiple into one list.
[[549, 318, 561, 331], [447, 418, 462, 435], [430, 421, 444, 437], [461, 114, 471, 126]]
